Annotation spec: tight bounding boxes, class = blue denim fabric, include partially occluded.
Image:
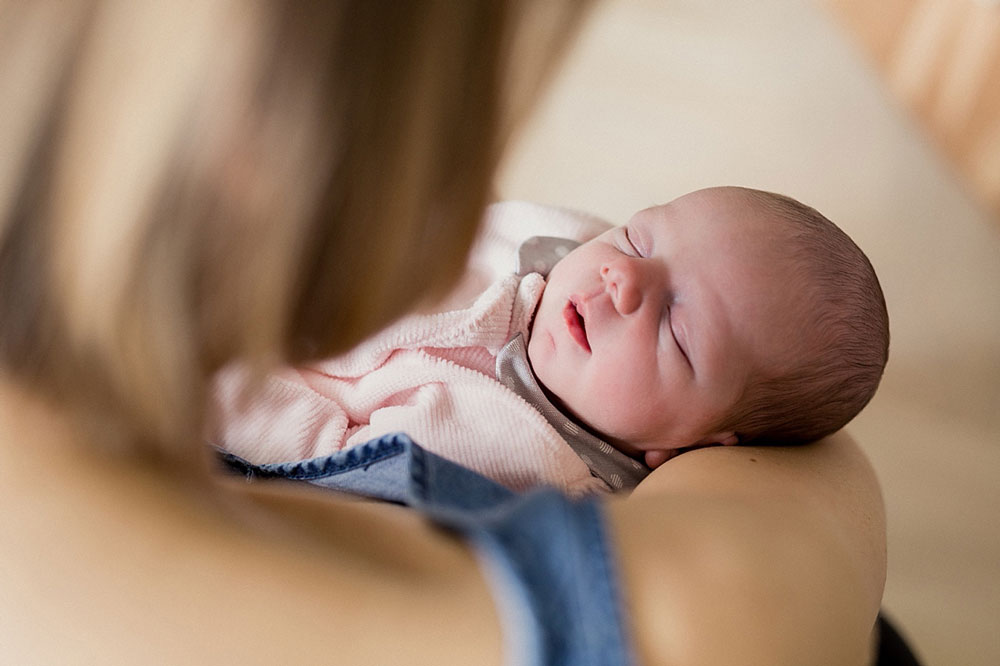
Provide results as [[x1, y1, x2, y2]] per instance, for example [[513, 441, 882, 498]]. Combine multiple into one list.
[[218, 432, 635, 666]]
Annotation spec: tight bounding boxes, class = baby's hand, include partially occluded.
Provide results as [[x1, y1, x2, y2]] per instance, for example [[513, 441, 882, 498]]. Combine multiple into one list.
[[644, 449, 679, 469]]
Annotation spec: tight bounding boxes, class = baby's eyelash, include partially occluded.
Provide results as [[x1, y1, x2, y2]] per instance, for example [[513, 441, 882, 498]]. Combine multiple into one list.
[[623, 227, 642, 256], [666, 306, 693, 368]]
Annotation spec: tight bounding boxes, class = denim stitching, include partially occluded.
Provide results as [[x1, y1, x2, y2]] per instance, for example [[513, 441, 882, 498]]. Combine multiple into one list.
[[408, 442, 430, 503], [217, 433, 410, 481], [264, 435, 408, 480]]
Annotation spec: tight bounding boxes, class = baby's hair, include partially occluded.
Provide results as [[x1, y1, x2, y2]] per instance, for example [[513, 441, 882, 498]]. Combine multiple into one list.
[[717, 188, 889, 445]]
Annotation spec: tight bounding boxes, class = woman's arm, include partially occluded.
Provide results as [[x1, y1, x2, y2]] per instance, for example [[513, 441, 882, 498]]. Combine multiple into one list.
[[2, 379, 883, 665], [611, 431, 886, 666], [230, 431, 885, 666]]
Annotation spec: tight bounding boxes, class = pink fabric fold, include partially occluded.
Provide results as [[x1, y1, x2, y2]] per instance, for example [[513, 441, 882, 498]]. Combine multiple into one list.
[[211, 201, 613, 495]]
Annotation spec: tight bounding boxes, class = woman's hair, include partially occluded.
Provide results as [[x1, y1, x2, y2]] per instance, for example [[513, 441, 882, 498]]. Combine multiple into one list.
[[716, 188, 890, 445], [0, 0, 589, 464]]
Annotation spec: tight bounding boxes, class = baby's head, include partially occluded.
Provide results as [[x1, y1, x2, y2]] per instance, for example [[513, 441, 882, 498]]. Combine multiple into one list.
[[527, 186, 888, 467]]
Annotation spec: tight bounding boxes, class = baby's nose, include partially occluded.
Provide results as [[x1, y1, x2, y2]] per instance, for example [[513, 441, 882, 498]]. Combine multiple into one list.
[[601, 259, 643, 315]]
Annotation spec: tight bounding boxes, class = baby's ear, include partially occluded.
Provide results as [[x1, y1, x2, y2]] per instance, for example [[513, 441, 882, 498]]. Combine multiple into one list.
[[701, 432, 738, 447]]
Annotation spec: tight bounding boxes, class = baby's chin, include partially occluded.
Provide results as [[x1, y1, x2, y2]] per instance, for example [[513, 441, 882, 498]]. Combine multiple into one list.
[[528, 368, 632, 453], [547, 394, 655, 465]]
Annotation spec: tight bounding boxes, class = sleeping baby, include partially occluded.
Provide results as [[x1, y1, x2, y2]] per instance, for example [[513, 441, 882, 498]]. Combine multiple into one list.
[[212, 186, 889, 495]]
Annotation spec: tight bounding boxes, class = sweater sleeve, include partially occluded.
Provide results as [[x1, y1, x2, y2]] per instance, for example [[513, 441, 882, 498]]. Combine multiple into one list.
[[210, 364, 352, 464]]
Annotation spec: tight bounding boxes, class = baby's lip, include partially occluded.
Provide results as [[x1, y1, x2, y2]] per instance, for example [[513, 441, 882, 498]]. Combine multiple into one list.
[[563, 299, 591, 353]]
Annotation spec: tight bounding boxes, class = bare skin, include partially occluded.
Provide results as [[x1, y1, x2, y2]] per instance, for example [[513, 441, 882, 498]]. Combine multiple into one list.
[[616, 438, 886, 666], [0, 376, 884, 665]]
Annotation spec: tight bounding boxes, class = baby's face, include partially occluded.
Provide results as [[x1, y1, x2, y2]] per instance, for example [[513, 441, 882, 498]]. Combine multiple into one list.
[[527, 188, 796, 466]]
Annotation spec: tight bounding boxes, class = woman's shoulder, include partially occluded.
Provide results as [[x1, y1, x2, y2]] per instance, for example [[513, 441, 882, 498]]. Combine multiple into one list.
[[609, 432, 885, 666]]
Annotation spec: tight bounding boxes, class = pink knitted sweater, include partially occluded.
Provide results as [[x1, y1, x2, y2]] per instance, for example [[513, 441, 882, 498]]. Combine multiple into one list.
[[211, 202, 613, 495]]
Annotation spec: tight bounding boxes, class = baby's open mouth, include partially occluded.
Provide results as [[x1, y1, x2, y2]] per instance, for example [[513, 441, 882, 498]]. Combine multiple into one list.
[[563, 300, 591, 352]]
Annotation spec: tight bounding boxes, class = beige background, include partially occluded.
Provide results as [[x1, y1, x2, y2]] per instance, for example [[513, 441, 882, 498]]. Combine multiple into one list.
[[499, 2, 1000, 664], [829, 0, 1000, 218]]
